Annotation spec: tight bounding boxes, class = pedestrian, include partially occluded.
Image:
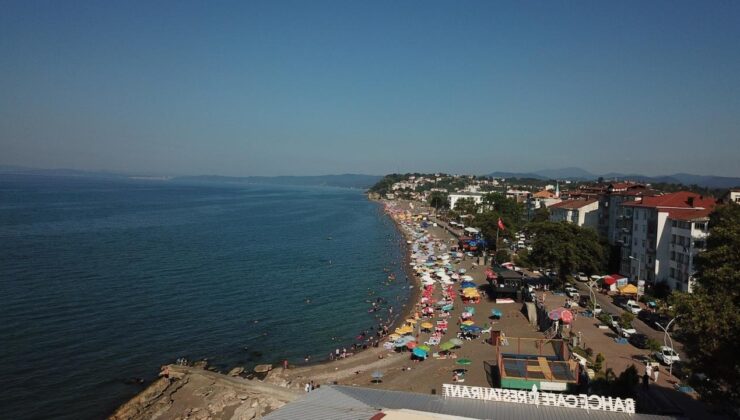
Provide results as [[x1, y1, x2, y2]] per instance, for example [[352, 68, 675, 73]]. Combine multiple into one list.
[[304, 382, 310, 393], [653, 367, 660, 383], [642, 371, 650, 390], [283, 359, 289, 370], [310, 380, 315, 391], [646, 363, 653, 379]]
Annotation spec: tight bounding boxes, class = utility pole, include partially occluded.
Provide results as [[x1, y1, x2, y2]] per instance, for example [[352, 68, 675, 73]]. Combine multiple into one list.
[[655, 316, 681, 377]]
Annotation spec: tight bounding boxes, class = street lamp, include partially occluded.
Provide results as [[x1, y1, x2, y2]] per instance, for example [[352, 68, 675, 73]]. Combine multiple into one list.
[[629, 255, 642, 300], [655, 316, 681, 377]]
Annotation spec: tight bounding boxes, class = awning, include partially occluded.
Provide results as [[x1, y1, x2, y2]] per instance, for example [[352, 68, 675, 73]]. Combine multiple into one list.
[[619, 284, 638, 294]]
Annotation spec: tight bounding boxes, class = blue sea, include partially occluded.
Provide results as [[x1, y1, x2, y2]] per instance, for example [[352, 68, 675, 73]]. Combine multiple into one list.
[[0, 175, 409, 420]]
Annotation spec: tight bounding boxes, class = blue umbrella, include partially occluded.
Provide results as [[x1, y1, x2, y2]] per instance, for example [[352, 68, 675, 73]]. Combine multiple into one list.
[[442, 304, 454, 311], [491, 309, 502, 318], [412, 348, 428, 358], [462, 325, 482, 333], [465, 306, 475, 315], [460, 281, 476, 288]]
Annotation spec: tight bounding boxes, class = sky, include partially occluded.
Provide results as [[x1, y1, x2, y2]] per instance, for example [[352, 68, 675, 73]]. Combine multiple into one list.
[[1, 1, 739, 177]]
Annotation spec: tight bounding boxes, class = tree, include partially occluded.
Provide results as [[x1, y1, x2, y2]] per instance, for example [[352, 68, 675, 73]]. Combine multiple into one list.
[[670, 203, 740, 407], [428, 191, 448, 211], [482, 193, 524, 231], [525, 221, 606, 284], [454, 197, 478, 216], [531, 205, 550, 223], [619, 312, 634, 329]]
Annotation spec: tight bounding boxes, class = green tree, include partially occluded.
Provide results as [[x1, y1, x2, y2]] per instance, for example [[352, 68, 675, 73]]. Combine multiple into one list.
[[670, 203, 740, 407], [525, 221, 606, 284], [482, 193, 524, 231], [454, 197, 478, 216], [531, 205, 550, 223], [428, 191, 448, 211], [619, 312, 634, 329]]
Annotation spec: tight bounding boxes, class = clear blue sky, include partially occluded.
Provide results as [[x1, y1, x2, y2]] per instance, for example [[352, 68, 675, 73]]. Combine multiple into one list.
[[1, 1, 739, 177]]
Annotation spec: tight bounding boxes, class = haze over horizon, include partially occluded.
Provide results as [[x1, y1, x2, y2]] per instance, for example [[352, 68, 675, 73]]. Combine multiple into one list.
[[2, 1, 739, 177]]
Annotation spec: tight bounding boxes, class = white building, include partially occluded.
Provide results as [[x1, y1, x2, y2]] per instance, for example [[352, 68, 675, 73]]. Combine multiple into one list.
[[548, 199, 599, 229], [448, 192, 485, 211], [621, 192, 715, 292]]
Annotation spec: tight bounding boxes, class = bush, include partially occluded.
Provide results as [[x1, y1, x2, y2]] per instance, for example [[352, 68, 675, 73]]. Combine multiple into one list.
[[647, 338, 662, 352], [619, 312, 634, 329], [585, 347, 594, 358], [594, 353, 605, 373], [597, 313, 612, 325]]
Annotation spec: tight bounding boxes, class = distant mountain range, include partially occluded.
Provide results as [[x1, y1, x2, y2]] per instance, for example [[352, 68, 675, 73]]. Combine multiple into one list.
[[487, 168, 740, 189], [173, 174, 382, 189], [0, 165, 382, 189]]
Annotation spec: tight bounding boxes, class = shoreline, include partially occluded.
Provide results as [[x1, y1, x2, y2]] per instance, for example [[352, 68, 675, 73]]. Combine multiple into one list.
[[110, 198, 436, 418]]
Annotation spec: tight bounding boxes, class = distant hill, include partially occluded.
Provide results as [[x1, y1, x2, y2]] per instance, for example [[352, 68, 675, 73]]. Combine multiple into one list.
[[172, 174, 382, 189], [486, 167, 740, 188], [0, 165, 382, 189]]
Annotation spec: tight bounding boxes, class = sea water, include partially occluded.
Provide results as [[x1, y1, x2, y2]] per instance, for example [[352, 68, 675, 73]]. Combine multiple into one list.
[[0, 175, 408, 420]]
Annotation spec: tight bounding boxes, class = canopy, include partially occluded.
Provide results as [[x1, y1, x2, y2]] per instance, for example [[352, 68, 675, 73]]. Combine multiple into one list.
[[456, 358, 472, 365], [603, 274, 624, 286], [462, 320, 475, 326], [412, 348, 428, 358], [439, 341, 455, 351], [548, 307, 573, 323], [619, 284, 638, 295]]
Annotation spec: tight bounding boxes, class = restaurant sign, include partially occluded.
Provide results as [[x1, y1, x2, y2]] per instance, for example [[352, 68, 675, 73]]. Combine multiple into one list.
[[442, 384, 635, 414]]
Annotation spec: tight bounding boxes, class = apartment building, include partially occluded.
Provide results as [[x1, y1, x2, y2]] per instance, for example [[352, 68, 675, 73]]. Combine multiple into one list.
[[620, 192, 715, 293], [548, 199, 599, 229]]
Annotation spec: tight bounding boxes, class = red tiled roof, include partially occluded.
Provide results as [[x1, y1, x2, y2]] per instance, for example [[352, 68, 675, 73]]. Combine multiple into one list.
[[621, 191, 716, 220], [621, 191, 715, 209], [667, 208, 713, 221], [549, 199, 598, 209], [533, 190, 556, 198]]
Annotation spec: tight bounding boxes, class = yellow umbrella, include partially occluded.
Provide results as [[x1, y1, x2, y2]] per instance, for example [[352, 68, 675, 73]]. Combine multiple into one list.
[[387, 333, 401, 341], [462, 320, 475, 326], [421, 322, 434, 329], [619, 284, 638, 295]]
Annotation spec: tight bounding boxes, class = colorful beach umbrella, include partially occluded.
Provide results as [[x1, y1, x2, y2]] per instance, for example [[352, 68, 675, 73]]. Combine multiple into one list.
[[421, 322, 433, 329], [456, 358, 472, 365], [439, 341, 455, 351], [406, 341, 417, 349], [417, 344, 431, 352], [450, 338, 463, 346], [462, 320, 475, 326], [412, 348, 428, 358]]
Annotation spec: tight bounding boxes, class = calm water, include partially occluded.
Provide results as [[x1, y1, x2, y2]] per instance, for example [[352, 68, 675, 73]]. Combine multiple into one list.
[[0, 175, 408, 420]]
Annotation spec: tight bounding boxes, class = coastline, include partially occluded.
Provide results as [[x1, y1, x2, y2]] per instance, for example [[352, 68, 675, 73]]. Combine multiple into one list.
[[111, 198, 426, 418]]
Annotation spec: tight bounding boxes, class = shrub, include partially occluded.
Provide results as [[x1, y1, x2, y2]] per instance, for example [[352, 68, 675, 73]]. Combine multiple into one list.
[[594, 353, 605, 372], [619, 312, 634, 329], [647, 338, 662, 352]]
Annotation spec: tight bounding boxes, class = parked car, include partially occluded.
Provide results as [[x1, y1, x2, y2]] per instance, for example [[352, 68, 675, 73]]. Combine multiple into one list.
[[617, 323, 637, 337], [599, 312, 619, 329], [576, 272, 589, 282], [564, 286, 580, 299], [628, 333, 650, 349], [654, 346, 680, 365], [623, 299, 642, 314]]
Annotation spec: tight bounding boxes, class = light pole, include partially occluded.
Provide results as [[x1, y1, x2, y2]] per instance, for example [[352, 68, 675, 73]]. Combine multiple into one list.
[[655, 316, 680, 377], [629, 255, 641, 300]]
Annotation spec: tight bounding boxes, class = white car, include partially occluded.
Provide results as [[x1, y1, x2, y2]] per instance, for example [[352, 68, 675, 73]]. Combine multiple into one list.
[[617, 324, 637, 337], [576, 272, 589, 282], [624, 300, 642, 314], [591, 303, 602, 315], [564, 287, 580, 299], [654, 346, 680, 365]]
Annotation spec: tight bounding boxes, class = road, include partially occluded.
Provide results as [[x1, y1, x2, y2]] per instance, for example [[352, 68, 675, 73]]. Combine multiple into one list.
[[572, 281, 684, 358]]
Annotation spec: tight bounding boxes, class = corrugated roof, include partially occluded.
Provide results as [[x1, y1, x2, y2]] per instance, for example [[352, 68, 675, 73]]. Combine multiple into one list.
[[264, 385, 676, 420]]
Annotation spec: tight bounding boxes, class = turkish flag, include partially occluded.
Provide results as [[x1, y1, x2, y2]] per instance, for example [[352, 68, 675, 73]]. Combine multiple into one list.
[[497, 217, 506, 231]]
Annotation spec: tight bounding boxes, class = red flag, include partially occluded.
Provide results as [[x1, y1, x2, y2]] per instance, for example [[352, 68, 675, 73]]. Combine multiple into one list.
[[497, 217, 506, 231]]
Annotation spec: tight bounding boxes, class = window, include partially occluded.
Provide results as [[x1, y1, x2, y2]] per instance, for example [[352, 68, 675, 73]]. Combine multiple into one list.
[[642, 240, 646, 247], [672, 234, 676, 244], [670, 251, 675, 260], [670, 268, 675, 277], [672, 220, 677, 227]]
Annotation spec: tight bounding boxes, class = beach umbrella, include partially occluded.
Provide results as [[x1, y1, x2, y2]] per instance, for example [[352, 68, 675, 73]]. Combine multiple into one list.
[[464, 306, 476, 315], [421, 322, 433, 329], [491, 309, 503, 319], [442, 304, 454, 311], [458, 268, 467, 274], [412, 348, 428, 358], [439, 341, 455, 351], [560, 310, 574, 324], [406, 318, 417, 324], [394, 340, 408, 348], [388, 333, 401, 341], [450, 338, 463, 346], [462, 320, 474, 326], [406, 341, 417, 349], [456, 358, 472, 365], [417, 344, 431, 352], [462, 275, 474, 282]]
